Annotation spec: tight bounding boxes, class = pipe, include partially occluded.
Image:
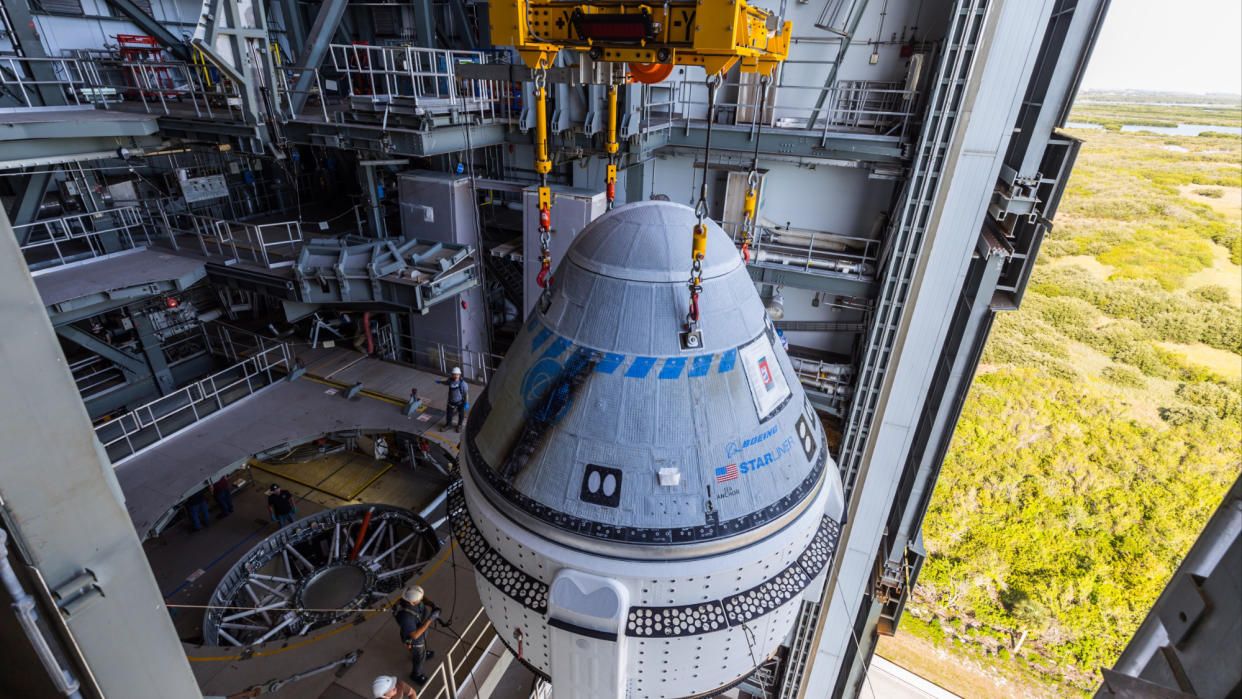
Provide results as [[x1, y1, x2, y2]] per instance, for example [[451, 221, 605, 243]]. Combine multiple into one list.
[[754, 249, 873, 276], [0, 530, 83, 699]]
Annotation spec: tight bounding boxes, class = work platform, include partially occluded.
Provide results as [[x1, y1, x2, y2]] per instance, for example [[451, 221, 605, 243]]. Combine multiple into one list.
[[113, 348, 473, 538], [33, 247, 207, 320]]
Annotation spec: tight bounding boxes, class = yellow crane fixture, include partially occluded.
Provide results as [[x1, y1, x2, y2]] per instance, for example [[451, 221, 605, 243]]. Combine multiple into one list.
[[493, 0, 791, 338], [489, 0, 791, 75]]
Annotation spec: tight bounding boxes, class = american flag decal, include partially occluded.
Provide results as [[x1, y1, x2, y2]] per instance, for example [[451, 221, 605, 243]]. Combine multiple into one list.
[[715, 463, 739, 483]]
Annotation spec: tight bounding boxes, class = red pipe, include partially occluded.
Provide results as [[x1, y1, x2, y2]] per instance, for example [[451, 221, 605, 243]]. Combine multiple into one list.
[[362, 311, 374, 355], [349, 508, 373, 561]]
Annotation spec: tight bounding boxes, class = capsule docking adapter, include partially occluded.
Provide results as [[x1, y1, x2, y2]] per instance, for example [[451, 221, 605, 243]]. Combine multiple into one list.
[[449, 200, 845, 698]]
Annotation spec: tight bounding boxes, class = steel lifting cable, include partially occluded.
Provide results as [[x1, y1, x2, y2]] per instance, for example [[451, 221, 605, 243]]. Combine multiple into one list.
[[533, 68, 554, 308], [741, 74, 770, 264], [687, 73, 721, 334]]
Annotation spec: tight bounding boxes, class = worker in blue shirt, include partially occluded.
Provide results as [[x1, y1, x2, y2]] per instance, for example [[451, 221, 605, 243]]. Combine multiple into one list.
[[394, 585, 439, 685], [437, 367, 469, 432]]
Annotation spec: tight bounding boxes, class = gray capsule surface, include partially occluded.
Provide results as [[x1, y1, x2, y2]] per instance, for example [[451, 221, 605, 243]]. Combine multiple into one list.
[[452, 200, 844, 698]]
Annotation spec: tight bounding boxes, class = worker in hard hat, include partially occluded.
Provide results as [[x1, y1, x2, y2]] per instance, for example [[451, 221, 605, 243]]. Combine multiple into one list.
[[436, 367, 469, 433], [393, 585, 440, 685], [371, 674, 417, 698]]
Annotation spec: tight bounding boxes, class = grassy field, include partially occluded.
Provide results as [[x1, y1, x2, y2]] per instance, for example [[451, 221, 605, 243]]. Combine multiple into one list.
[[1069, 90, 1242, 130], [880, 95, 1242, 697]]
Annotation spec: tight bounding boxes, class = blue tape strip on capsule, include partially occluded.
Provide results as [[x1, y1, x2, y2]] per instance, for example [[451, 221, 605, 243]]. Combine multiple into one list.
[[688, 354, 713, 377], [594, 353, 626, 374], [541, 337, 571, 360], [625, 357, 657, 379], [717, 349, 737, 373], [658, 357, 687, 379]]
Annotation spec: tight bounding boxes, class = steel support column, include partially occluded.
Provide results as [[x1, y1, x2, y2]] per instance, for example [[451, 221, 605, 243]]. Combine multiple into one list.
[[412, 0, 436, 49], [7, 171, 53, 233], [130, 310, 175, 395], [274, 0, 307, 62], [3, 0, 65, 105], [55, 324, 151, 379], [289, 0, 349, 115]]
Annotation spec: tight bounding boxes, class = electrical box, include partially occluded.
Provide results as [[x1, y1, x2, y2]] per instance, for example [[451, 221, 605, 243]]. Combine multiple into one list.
[[521, 185, 607, 318], [181, 175, 228, 204], [398, 171, 490, 369]]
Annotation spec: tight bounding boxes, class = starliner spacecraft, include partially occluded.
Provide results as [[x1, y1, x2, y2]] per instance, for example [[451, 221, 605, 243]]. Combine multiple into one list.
[[450, 200, 844, 698]]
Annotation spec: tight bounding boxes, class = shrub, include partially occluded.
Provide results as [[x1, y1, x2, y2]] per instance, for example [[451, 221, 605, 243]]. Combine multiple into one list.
[[1148, 311, 1205, 344], [1196, 305, 1242, 353], [1160, 404, 1217, 427], [1102, 365, 1146, 388], [1176, 382, 1242, 422], [1191, 285, 1231, 303], [1194, 188, 1225, 198]]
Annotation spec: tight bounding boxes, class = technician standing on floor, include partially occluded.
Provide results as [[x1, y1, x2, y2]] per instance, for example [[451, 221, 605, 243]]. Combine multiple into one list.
[[394, 585, 439, 685], [267, 484, 296, 526], [437, 367, 469, 433], [212, 476, 234, 517], [186, 483, 211, 532]]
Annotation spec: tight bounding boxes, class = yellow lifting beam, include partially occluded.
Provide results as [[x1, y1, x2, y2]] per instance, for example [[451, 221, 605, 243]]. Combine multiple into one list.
[[490, 0, 791, 77]]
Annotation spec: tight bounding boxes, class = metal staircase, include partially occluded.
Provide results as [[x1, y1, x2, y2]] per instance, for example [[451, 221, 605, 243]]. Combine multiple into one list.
[[837, 0, 988, 500], [776, 2, 990, 696]]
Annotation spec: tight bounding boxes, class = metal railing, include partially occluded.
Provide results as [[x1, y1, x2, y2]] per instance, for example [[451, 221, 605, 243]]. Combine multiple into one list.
[[790, 356, 854, 416], [422, 606, 495, 699], [93, 324, 293, 463], [407, 340, 503, 386], [154, 209, 303, 269], [720, 218, 880, 280], [654, 74, 918, 143], [328, 44, 510, 120], [276, 66, 332, 122], [0, 55, 95, 108], [18, 207, 156, 271]]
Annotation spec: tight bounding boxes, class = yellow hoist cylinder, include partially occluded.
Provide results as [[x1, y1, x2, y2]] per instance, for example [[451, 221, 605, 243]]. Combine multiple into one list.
[[692, 223, 708, 262], [743, 187, 757, 220], [535, 86, 551, 176], [605, 86, 619, 156]]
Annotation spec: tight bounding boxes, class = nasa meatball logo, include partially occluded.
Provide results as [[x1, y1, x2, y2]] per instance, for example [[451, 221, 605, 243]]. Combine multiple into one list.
[[521, 357, 565, 417]]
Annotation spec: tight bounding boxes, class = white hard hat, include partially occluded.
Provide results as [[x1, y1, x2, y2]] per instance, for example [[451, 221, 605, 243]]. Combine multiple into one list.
[[451, 366, 462, 375], [402, 585, 424, 604], [372, 675, 397, 697]]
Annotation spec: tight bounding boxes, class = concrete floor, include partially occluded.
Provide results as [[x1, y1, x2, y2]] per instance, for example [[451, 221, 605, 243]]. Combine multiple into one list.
[[116, 347, 535, 697], [114, 347, 469, 537]]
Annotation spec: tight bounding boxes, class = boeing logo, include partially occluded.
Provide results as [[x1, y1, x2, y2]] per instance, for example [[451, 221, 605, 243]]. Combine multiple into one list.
[[725, 425, 778, 459]]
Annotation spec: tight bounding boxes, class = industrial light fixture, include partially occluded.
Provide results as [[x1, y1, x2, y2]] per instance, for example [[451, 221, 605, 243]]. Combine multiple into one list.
[[766, 286, 785, 320]]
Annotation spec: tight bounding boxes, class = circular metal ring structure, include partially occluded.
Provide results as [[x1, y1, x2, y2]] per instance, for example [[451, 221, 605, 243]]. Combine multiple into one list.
[[203, 504, 440, 647]]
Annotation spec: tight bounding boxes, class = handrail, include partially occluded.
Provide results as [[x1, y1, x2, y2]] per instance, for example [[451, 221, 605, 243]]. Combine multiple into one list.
[[93, 324, 293, 463], [155, 210, 304, 269], [19, 207, 154, 271], [0, 55, 94, 108], [421, 606, 495, 699], [327, 44, 511, 122]]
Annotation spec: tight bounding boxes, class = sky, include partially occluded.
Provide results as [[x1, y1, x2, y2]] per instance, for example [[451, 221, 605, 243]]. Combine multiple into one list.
[[1080, 0, 1242, 95]]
